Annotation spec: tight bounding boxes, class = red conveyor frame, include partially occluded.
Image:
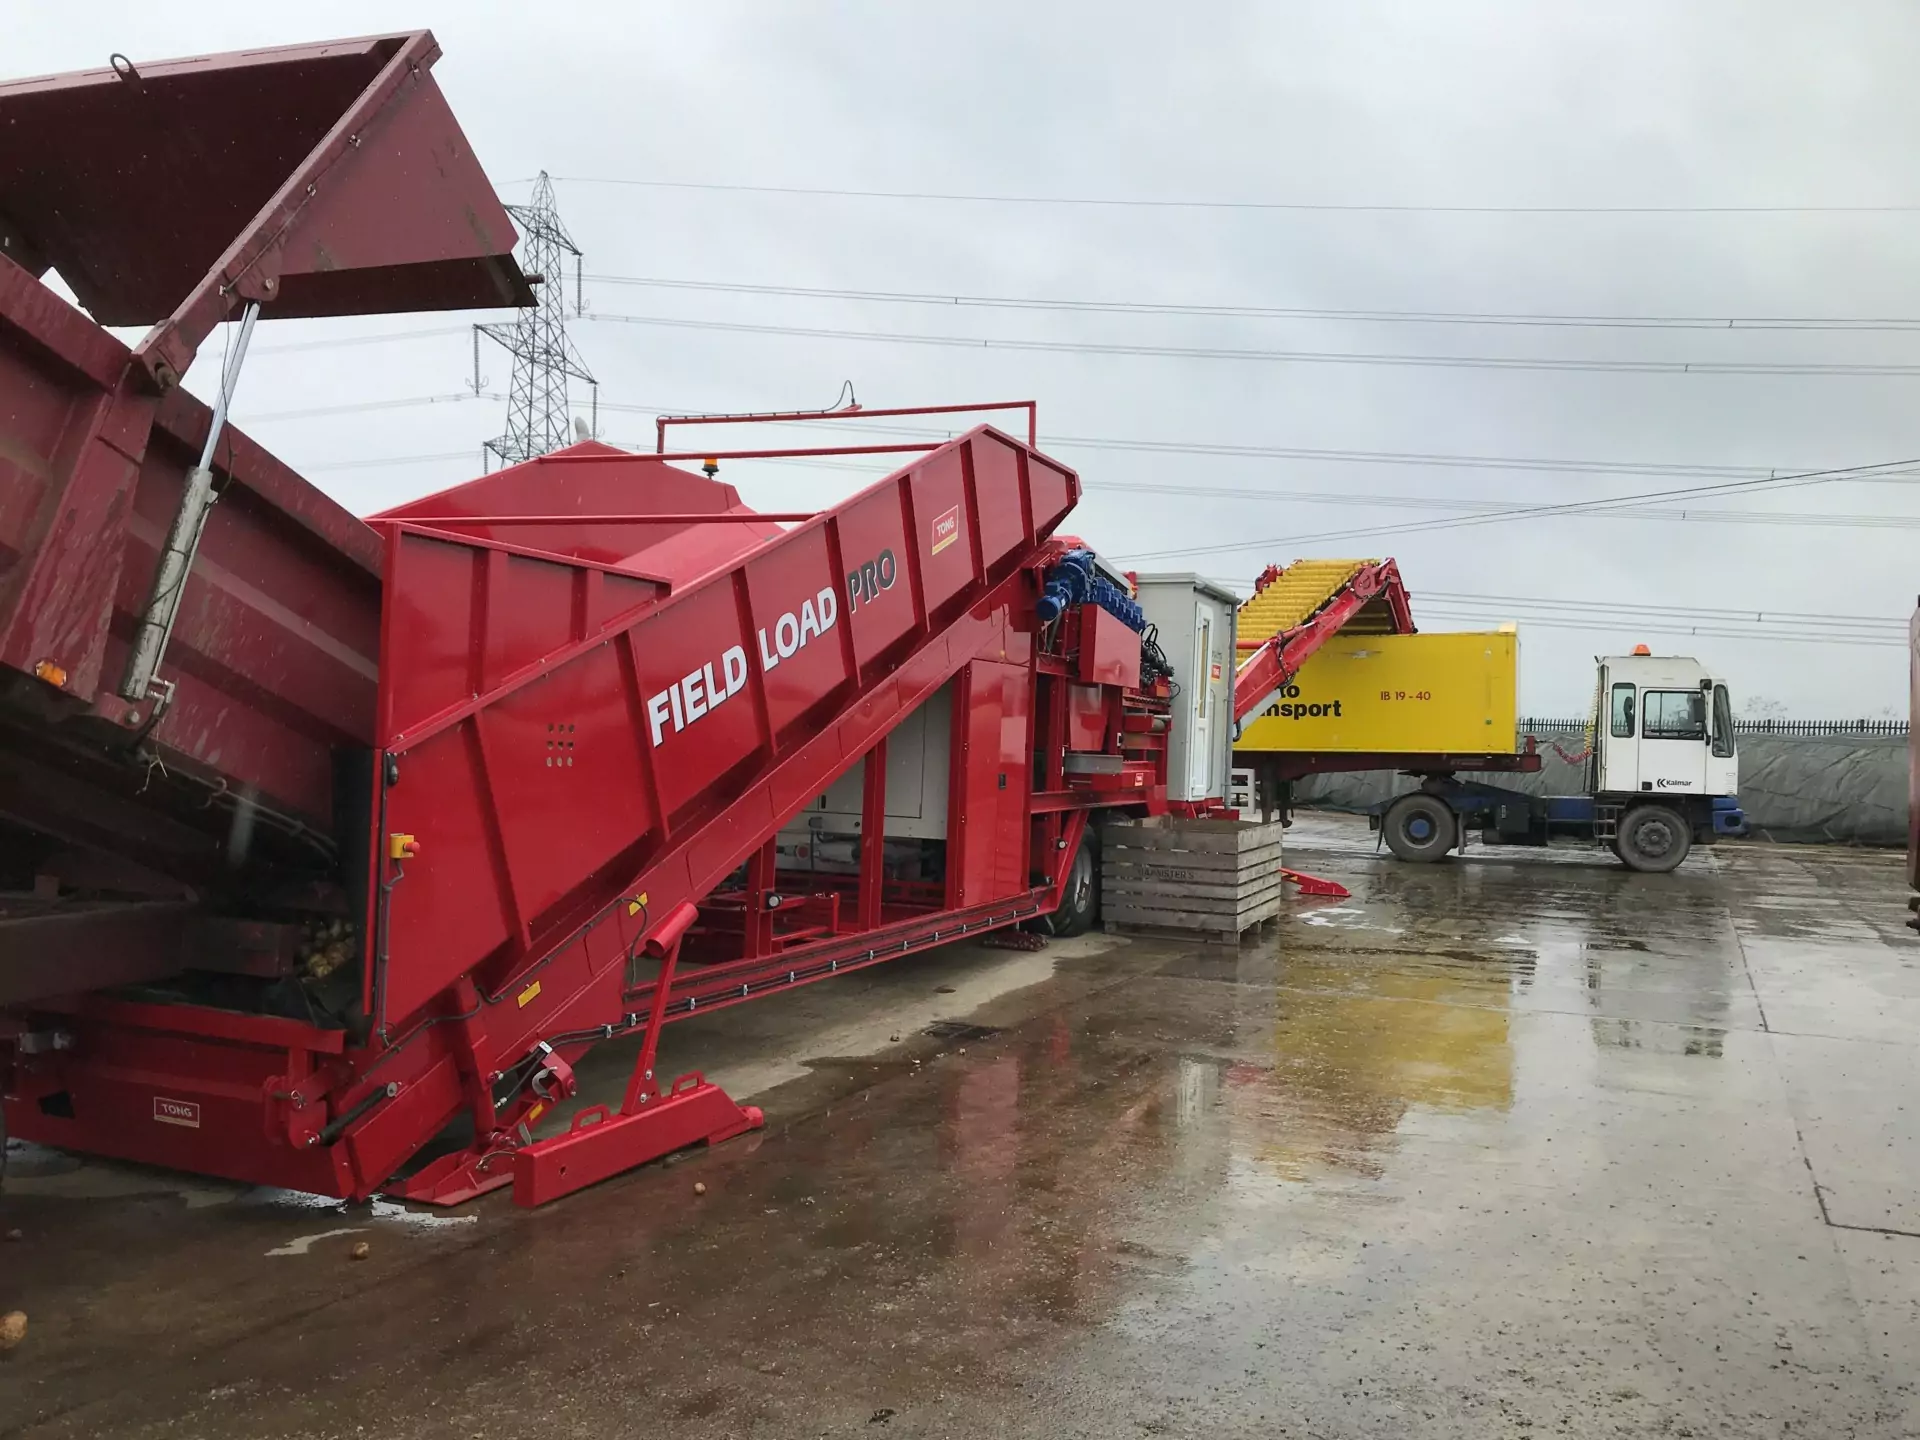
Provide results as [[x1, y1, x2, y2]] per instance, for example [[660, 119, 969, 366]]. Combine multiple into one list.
[[7, 418, 1165, 1207]]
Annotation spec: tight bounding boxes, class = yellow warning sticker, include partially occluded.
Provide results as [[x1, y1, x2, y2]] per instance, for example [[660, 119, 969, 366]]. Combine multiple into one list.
[[517, 980, 542, 1008]]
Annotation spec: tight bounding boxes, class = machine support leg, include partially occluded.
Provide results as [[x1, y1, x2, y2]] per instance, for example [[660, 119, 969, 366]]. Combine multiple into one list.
[[393, 904, 765, 1209], [857, 739, 887, 930], [509, 902, 764, 1207], [618, 911, 686, 1113], [745, 839, 776, 960], [510, 906, 764, 1213]]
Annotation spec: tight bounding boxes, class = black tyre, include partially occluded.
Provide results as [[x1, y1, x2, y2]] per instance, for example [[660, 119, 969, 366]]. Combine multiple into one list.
[[1382, 793, 1457, 863], [1042, 831, 1099, 937], [1616, 804, 1691, 873]]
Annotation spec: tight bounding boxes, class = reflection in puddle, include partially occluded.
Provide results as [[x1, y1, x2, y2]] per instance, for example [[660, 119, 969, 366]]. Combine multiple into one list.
[[1581, 942, 1731, 1058], [1226, 937, 1516, 1184]]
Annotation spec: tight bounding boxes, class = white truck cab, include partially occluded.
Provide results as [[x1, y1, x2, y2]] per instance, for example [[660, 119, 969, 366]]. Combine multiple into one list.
[[1582, 650, 1743, 870], [1592, 652, 1740, 800], [1372, 649, 1745, 873]]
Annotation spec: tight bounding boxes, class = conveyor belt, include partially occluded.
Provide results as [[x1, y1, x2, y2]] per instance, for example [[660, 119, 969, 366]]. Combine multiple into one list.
[[1231, 558, 1414, 725]]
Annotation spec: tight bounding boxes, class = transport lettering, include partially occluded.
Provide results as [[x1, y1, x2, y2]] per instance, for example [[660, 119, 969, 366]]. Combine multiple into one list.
[[645, 586, 839, 747], [1261, 684, 1344, 721]]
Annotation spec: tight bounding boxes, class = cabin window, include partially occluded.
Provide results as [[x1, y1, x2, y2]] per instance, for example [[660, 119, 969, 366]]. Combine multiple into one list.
[[1609, 683, 1636, 738], [1642, 690, 1707, 741]]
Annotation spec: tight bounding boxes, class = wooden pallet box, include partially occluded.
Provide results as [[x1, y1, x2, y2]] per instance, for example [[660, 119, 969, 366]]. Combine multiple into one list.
[[1099, 816, 1287, 941]]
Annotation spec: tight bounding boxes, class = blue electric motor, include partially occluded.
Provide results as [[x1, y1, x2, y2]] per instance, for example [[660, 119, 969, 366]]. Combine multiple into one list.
[[1036, 550, 1145, 631]]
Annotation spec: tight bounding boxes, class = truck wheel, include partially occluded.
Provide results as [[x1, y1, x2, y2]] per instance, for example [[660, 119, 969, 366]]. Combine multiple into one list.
[[1382, 794, 1457, 863], [1042, 831, 1099, 937], [1617, 805, 1691, 873]]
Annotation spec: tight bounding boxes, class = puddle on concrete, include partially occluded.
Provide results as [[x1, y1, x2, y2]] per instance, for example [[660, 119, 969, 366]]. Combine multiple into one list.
[[2, 818, 1914, 1439]]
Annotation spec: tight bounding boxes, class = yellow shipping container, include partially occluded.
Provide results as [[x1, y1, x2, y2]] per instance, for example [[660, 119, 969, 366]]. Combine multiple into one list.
[[1236, 630, 1518, 754]]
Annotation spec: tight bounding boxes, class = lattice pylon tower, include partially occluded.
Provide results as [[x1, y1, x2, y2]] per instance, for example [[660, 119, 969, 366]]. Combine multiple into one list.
[[475, 172, 597, 469]]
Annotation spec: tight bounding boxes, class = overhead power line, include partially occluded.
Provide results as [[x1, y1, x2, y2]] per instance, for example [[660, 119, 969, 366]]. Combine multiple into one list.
[[303, 449, 476, 471], [1083, 479, 1920, 532], [1202, 587, 1905, 650], [580, 403, 1920, 488], [1420, 605, 1896, 643], [280, 438, 1920, 534], [252, 326, 470, 355], [244, 396, 1920, 534], [1409, 609, 1902, 650], [232, 385, 1920, 490], [1214, 577, 1901, 633], [536, 175, 1920, 217], [1201, 579, 1904, 647], [1412, 590, 1901, 629], [580, 312, 1920, 378], [1124, 455, 1920, 561], [238, 392, 479, 423], [583, 273, 1920, 334]]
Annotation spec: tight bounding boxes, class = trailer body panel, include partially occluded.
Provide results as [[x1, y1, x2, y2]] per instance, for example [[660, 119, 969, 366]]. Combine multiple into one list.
[[1238, 630, 1518, 755]]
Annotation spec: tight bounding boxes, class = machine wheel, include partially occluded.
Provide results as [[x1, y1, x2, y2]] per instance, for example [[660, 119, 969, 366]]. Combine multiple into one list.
[[1382, 793, 1457, 863], [1042, 831, 1099, 937], [1616, 805, 1691, 873]]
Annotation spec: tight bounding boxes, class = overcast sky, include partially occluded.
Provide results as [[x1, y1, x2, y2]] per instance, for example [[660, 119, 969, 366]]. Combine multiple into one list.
[[14, 2, 1920, 715]]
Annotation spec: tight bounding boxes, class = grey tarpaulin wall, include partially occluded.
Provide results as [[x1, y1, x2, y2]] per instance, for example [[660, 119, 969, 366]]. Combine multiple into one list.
[[1287, 729, 1909, 847]]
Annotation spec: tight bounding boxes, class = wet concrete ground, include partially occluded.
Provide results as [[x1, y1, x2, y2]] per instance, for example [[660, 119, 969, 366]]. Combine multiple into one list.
[[2, 814, 1918, 1438]]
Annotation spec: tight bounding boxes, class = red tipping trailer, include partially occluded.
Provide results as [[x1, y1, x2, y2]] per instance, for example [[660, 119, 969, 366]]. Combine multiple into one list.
[[0, 36, 1174, 1205]]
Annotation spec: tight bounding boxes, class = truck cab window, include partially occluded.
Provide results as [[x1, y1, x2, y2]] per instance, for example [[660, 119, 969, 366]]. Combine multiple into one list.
[[1610, 682, 1636, 737], [1643, 690, 1707, 741], [1712, 684, 1734, 757]]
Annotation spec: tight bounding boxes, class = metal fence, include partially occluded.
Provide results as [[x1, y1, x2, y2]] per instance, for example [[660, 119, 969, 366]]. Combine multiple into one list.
[[1517, 716, 1909, 738]]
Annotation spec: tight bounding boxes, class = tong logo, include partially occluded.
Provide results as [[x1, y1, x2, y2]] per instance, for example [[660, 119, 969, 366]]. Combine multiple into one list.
[[931, 505, 961, 556], [153, 1096, 201, 1128]]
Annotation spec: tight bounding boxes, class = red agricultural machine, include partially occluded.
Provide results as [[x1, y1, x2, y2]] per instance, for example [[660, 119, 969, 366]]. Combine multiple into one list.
[[0, 33, 1206, 1205]]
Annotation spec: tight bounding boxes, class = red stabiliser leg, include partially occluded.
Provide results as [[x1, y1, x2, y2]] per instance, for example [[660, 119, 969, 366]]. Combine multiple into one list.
[[389, 1147, 518, 1207], [511, 1073, 764, 1207], [509, 901, 764, 1208], [1281, 868, 1350, 899]]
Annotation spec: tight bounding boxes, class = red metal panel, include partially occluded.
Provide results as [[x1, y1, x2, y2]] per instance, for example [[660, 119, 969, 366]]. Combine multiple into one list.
[[956, 658, 1031, 906], [378, 442, 779, 582], [373, 427, 1078, 1037], [1076, 605, 1142, 689], [1026, 455, 1075, 539], [910, 448, 975, 616], [837, 487, 916, 664], [990, 660, 1034, 899], [7, 1022, 355, 1195], [1911, 605, 1919, 894], [0, 262, 384, 835], [631, 581, 763, 819], [969, 434, 1029, 571], [0, 32, 531, 385], [743, 525, 851, 745], [377, 530, 479, 744], [375, 728, 516, 1023], [482, 646, 656, 933], [1067, 685, 1109, 751]]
